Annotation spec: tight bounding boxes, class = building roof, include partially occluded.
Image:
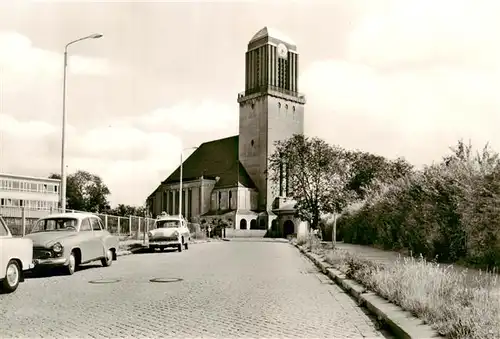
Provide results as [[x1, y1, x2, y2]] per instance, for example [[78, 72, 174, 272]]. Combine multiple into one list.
[[162, 136, 256, 189], [250, 26, 296, 46], [0, 172, 61, 183], [147, 184, 162, 200], [201, 208, 235, 217]]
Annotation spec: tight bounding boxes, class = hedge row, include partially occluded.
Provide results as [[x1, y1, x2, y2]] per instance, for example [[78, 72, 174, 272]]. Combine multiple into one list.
[[338, 141, 500, 270]]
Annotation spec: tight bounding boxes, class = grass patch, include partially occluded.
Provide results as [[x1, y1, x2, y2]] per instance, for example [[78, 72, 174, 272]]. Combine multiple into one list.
[[320, 245, 500, 339], [296, 233, 324, 256]]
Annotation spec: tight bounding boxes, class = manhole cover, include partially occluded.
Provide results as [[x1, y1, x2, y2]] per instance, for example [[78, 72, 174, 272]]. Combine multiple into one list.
[[150, 277, 183, 283], [88, 278, 121, 284]]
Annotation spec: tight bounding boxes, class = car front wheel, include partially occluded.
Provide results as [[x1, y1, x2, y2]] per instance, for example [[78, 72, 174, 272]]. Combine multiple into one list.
[[101, 249, 113, 267], [65, 252, 76, 275], [2, 260, 20, 293]]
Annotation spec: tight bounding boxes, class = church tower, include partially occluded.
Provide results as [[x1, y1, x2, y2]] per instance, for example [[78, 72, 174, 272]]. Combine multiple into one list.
[[237, 27, 306, 225]]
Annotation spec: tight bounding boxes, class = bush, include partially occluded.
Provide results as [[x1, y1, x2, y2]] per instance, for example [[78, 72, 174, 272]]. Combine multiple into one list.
[[191, 230, 207, 240], [341, 140, 500, 270], [325, 248, 500, 339], [297, 233, 308, 246], [187, 222, 201, 234]]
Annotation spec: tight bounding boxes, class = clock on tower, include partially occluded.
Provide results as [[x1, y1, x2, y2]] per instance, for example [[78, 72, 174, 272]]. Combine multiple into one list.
[[277, 43, 288, 59]]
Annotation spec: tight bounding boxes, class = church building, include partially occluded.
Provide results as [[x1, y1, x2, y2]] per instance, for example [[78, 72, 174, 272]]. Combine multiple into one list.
[[146, 27, 306, 237]]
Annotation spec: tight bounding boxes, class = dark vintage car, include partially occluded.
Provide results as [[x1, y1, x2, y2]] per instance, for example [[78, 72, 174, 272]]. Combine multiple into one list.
[[25, 212, 119, 275]]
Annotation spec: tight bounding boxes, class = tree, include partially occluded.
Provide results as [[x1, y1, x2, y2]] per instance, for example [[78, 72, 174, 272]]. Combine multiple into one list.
[[269, 134, 354, 230], [49, 170, 111, 212], [345, 151, 388, 199], [108, 204, 147, 217], [346, 151, 413, 200]]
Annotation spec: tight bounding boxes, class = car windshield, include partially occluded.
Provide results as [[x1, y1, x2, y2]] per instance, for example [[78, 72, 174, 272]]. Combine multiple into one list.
[[156, 220, 180, 228], [31, 218, 78, 233]]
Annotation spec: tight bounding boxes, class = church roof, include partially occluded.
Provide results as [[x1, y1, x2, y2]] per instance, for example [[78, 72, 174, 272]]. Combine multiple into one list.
[[147, 184, 162, 200], [162, 136, 256, 189], [250, 26, 296, 46]]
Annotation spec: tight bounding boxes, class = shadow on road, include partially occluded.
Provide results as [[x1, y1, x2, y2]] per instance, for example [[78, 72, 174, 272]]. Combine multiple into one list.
[[129, 247, 178, 255], [24, 264, 103, 279]]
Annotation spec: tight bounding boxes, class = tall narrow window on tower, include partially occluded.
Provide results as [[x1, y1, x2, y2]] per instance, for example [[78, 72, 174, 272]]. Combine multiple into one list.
[[255, 49, 260, 88], [277, 59, 289, 90], [278, 60, 282, 88]]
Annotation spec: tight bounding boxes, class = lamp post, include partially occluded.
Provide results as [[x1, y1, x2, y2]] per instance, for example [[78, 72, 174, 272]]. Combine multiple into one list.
[[60, 33, 103, 212], [178, 146, 198, 219]]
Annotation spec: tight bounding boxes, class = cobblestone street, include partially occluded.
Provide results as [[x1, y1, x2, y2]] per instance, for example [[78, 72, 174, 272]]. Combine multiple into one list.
[[1, 241, 388, 338]]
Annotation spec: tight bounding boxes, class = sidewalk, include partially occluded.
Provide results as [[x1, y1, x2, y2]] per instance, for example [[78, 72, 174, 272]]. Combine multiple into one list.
[[329, 241, 499, 288]]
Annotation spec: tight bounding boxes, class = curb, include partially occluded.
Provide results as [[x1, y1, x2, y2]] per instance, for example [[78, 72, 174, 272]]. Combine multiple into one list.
[[293, 243, 442, 339]]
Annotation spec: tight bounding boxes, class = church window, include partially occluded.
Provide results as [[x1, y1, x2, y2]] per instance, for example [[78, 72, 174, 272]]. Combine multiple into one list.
[[229, 191, 232, 209], [251, 139, 254, 147], [218, 191, 222, 209], [251, 103, 254, 109], [278, 102, 281, 108], [285, 104, 288, 110], [175, 191, 180, 215], [293, 106, 296, 111], [188, 189, 193, 219], [162, 192, 167, 212]]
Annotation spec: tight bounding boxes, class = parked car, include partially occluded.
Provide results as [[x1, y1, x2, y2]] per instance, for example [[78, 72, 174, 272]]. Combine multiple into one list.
[[25, 213, 119, 275], [148, 213, 190, 252], [0, 215, 34, 293]]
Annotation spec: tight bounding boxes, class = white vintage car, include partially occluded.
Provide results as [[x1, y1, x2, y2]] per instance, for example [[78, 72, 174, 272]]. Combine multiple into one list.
[[0, 215, 34, 293], [147, 213, 190, 252]]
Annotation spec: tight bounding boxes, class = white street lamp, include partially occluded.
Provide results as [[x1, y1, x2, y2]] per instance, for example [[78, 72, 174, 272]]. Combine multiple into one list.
[[179, 146, 198, 219], [60, 33, 103, 212]]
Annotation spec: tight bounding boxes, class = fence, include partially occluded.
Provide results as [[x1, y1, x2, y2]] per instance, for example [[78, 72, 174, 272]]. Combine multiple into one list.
[[0, 206, 156, 239]]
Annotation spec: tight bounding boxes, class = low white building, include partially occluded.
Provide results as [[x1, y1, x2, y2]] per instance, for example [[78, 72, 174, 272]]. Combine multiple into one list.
[[0, 173, 60, 214]]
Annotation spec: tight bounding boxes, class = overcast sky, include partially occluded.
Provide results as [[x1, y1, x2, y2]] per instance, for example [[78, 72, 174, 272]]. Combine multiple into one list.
[[1, 0, 499, 206]]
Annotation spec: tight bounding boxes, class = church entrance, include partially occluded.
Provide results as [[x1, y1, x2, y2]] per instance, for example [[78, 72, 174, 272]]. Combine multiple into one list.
[[239, 219, 247, 230], [283, 220, 294, 238], [259, 219, 266, 229], [250, 219, 257, 229]]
